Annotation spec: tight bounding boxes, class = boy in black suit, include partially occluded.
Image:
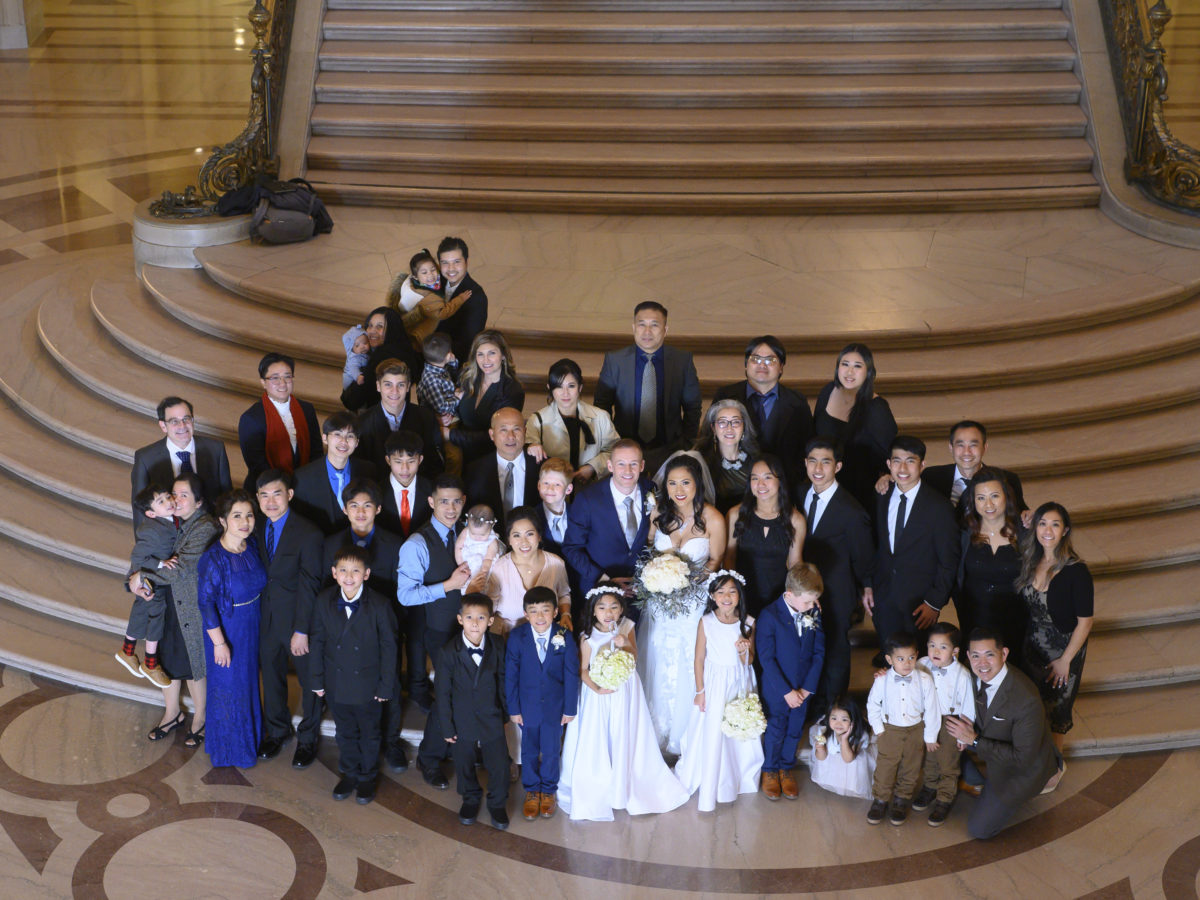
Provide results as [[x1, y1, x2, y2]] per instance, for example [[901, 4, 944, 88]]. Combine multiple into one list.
[[435, 593, 510, 830], [291, 412, 379, 536], [379, 431, 434, 538], [311, 546, 398, 805], [868, 436, 960, 668]]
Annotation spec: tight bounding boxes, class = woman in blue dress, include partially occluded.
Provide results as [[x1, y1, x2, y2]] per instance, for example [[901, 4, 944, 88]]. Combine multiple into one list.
[[198, 490, 268, 768]]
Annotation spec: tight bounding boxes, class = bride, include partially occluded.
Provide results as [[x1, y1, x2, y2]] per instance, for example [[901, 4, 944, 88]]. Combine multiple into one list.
[[639, 453, 726, 755]]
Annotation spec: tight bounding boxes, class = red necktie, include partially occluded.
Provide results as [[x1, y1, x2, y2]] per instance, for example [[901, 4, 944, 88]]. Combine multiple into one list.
[[400, 489, 411, 536]]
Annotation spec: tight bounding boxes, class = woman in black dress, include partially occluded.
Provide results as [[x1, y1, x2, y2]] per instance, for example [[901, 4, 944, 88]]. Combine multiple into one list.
[[812, 343, 896, 515], [723, 454, 805, 617], [1016, 501, 1094, 759], [957, 467, 1026, 667], [340, 306, 424, 411], [443, 329, 525, 468], [694, 398, 759, 515]]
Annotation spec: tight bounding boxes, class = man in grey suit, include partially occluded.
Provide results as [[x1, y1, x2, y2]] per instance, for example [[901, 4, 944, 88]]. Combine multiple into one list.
[[946, 627, 1062, 839], [593, 301, 702, 474], [131, 396, 232, 514]]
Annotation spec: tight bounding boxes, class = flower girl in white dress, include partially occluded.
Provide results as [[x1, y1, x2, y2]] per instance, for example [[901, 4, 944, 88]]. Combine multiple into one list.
[[808, 696, 876, 800], [674, 571, 765, 811], [558, 584, 689, 822]]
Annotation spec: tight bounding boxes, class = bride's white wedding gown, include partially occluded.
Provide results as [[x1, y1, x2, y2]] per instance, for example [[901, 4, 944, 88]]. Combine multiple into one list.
[[638, 531, 711, 755]]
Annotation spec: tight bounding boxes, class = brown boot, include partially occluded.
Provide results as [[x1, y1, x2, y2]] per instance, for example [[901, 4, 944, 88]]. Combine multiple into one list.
[[539, 792, 557, 818], [780, 769, 799, 800], [761, 770, 782, 801], [522, 792, 541, 821]]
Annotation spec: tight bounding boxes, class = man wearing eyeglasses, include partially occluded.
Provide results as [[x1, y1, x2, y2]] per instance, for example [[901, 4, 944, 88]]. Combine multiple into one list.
[[237, 352, 323, 491], [713, 335, 814, 492], [131, 395, 232, 518]]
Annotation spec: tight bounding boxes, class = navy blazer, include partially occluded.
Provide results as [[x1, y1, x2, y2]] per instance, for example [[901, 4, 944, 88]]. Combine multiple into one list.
[[593, 345, 702, 451], [131, 435, 232, 513], [756, 596, 826, 715], [291, 457, 381, 536], [236, 398, 322, 492], [254, 509, 324, 643], [353, 401, 443, 478], [504, 622, 580, 727], [561, 476, 655, 594], [309, 585, 398, 705]]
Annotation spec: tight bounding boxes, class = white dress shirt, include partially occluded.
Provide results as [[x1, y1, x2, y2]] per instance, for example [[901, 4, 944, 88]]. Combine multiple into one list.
[[609, 478, 642, 530], [463, 632, 485, 666], [497, 452, 526, 510], [887, 481, 921, 552], [542, 502, 568, 544], [977, 664, 1009, 711], [390, 473, 416, 520], [951, 466, 974, 504], [866, 666, 940, 743], [167, 437, 197, 477], [340, 585, 364, 619], [920, 656, 975, 722], [269, 396, 298, 452], [804, 480, 839, 532]]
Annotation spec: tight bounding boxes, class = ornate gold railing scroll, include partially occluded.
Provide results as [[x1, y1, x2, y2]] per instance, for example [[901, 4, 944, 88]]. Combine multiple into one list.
[[150, 0, 296, 218], [1099, 0, 1200, 212]]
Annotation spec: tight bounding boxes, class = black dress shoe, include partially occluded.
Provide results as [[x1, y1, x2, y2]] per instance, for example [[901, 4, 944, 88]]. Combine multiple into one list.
[[422, 767, 449, 790], [458, 800, 479, 825], [489, 806, 509, 831], [258, 737, 283, 760], [356, 779, 377, 805], [332, 776, 356, 801], [386, 742, 409, 772], [292, 743, 317, 769]]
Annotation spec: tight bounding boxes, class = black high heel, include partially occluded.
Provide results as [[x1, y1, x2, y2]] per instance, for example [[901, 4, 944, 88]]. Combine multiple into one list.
[[183, 727, 205, 749], [147, 710, 186, 741]]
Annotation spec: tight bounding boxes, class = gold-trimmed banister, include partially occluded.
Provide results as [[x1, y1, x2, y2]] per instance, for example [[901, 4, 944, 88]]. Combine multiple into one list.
[[150, 0, 296, 218], [1099, 0, 1200, 212]]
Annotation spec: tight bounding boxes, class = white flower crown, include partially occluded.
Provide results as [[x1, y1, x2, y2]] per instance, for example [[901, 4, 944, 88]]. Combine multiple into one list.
[[585, 585, 626, 601], [705, 569, 747, 590]]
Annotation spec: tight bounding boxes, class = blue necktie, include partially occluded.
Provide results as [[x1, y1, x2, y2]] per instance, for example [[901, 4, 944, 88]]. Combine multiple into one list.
[[266, 519, 276, 560], [537, 634, 548, 663], [177, 450, 193, 474]]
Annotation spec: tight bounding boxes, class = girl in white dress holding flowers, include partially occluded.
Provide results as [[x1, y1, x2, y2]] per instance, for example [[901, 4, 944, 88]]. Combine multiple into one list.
[[808, 695, 876, 800], [558, 584, 689, 822], [639, 453, 726, 755], [675, 571, 765, 811]]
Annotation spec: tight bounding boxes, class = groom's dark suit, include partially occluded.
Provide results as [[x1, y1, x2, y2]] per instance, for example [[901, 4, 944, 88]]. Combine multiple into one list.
[[562, 476, 655, 603]]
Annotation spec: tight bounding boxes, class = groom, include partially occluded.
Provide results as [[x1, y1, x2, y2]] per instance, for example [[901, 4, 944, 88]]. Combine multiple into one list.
[[562, 439, 655, 622]]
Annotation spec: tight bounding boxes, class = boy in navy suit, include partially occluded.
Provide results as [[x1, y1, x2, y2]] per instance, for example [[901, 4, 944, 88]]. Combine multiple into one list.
[[310, 546, 397, 806], [505, 586, 580, 821], [756, 563, 826, 801]]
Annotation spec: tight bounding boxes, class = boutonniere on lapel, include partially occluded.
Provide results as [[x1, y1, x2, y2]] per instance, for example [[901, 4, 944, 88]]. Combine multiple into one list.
[[643, 490, 657, 519], [550, 632, 566, 651], [795, 610, 819, 633]]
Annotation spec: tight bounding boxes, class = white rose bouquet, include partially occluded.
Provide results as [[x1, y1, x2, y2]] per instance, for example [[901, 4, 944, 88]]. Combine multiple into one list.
[[633, 549, 707, 620], [720, 693, 768, 741], [590, 647, 636, 690]]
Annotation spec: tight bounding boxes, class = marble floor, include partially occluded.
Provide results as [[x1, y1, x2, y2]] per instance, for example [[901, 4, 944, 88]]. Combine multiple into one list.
[[1, 664, 1198, 899]]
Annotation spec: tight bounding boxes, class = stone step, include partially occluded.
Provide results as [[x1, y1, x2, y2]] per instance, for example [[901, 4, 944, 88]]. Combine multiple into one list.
[[321, 9, 1071, 44], [316, 40, 1078, 77], [194, 239, 1194, 351], [143, 264, 1200, 404], [1023, 455, 1200, 524], [307, 178, 1100, 214], [1066, 681, 1200, 756], [0, 533, 127, 634], [305, 136, 1095, 179], [1072, 507, 1200, 575], [90, 276, 345, 415], [311, 101, 1088, 142], [313, 69, 1084, 109]]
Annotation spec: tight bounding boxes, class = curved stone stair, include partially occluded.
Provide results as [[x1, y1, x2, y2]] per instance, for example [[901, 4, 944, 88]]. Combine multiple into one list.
[[0, 239, 1198, 757]]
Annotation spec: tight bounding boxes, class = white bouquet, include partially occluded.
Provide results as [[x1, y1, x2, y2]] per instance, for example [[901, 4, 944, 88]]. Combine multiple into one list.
[[720, 693, 768, 741], [590, 647, 636, 690], [633, 549, 707, 620]]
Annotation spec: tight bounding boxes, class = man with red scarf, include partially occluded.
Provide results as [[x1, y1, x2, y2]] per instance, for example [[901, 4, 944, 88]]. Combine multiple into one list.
[[238, 352, 323, 491]]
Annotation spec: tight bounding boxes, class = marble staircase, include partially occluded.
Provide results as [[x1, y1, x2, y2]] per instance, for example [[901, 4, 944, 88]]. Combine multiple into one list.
[[301, 0, 1099, 212], [0, 228, 1199, 756]]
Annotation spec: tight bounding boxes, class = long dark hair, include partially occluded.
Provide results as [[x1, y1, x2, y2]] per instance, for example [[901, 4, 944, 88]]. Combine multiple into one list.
[[963, 467, 1020, 546], [833, 342, 878, 439], [820, 695, 869, 757], [732, 454, 796, 545], [581, 584, 625, 640], [1016, 501, 1083, 590], [703, 573, 752, 638], [655, 454, 707, 536]]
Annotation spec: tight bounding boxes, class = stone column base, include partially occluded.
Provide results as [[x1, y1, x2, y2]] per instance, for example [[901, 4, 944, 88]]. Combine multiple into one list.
[[132, 199, 251, 275]]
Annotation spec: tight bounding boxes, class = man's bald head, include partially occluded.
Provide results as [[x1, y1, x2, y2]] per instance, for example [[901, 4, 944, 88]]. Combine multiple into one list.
[[489, 407, 526, 461]]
